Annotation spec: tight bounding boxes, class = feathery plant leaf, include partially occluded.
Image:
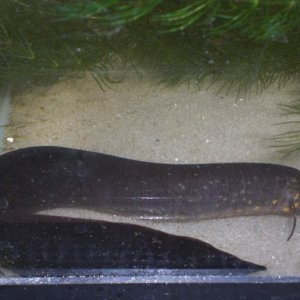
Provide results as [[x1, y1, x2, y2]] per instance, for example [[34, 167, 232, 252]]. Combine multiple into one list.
[[0, 0, 299, 97], [57, 0, 300, 42], [58, 0, 161, 25], [0, 1, 122, 88], [272, 89, 300, 156], [157, 0, 300, 41]]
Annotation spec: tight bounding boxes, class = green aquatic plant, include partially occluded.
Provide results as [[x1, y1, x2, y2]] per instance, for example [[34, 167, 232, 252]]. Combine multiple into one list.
[[272, 90, 300, 156], [113, 23, 300, 97], [0, 0, 299, 97], [0, 1, 121, 90], [57, 0, 161, 25], [58, 0, 300, 42], [158, 0, 300, 42], [1, 0, 300, 154]]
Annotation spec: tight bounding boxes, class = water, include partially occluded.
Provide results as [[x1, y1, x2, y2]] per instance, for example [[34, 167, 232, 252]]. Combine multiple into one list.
[[1, 0, 300, 278]]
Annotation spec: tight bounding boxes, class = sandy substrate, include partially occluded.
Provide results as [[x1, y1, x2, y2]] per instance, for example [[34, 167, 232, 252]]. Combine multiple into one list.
[[3, 74, 300, 275]]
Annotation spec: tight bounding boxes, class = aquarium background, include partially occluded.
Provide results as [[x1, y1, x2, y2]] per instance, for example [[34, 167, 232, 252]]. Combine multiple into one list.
[[0, 0, 300, 276]]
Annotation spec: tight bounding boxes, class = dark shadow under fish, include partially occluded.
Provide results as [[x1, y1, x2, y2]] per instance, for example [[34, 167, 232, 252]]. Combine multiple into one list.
[[0, 146, 299, 222], [0, 214, 265, 272]]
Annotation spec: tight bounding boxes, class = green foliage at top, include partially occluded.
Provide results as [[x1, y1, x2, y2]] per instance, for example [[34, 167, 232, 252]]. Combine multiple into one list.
[[0, 0, 299, 96], [0, 1, 118, 89], [58, 0, 162, 25], [118, 24, 300, 97], [57, 0, 300, 41], [0, 0, 300, 154]]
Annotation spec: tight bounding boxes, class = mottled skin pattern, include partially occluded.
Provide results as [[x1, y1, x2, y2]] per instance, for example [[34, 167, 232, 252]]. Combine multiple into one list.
[[0, 216, 265, 270], [0, 146, 299, 220]]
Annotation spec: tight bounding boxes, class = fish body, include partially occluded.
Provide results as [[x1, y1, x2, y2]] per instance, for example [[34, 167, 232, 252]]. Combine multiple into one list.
[[0, 146, 299, 220], [0, 217, 265, 271]]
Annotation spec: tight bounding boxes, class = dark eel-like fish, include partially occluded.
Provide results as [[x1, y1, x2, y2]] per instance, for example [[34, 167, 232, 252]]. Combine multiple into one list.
[[0, 146, 299, 238], [0, 214, 265, 272]]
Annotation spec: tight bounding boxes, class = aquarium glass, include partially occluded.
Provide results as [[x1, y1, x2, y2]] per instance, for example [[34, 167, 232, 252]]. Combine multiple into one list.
[[0, 0, 300, 278]]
